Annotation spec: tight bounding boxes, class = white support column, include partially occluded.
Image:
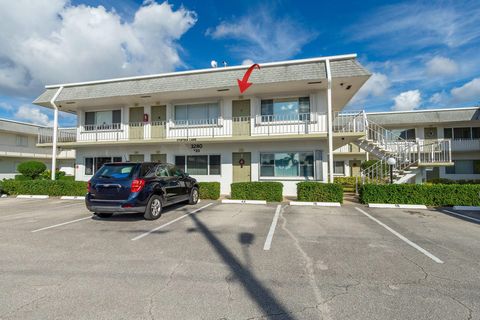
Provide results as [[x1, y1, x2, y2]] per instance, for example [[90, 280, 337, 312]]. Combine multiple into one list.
[[50, 86, 64, 180], [325, 59, 334, 183]]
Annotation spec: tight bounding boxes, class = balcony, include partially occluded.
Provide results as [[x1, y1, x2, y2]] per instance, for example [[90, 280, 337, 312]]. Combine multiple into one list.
[[451, 139, 480, 152], [0, 145, 75, 159], [38, 112, 366, 145]]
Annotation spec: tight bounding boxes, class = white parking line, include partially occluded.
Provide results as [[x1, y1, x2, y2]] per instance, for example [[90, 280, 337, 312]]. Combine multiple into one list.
[[0, 202, 85, 220], [263, 205, 282, 251], [131, 203, 213, 241], [355, 207, 444, 264], [31, 216, 92, 233], [443, 209, 480, 223]]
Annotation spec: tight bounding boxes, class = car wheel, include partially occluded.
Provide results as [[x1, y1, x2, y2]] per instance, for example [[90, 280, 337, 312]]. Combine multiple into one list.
[[144, 195, 163, 220], [189, 187, 199, 205], [95, 212, 113, 218]]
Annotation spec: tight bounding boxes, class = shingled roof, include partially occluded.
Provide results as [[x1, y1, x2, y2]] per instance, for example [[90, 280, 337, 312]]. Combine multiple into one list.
[[33, 54, 370, 107]]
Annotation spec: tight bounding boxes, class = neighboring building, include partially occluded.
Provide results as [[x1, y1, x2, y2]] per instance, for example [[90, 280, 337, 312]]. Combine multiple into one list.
[[333, 107, 480, 181], [32, 53, 452, 195], [0, 118, 75, 179]]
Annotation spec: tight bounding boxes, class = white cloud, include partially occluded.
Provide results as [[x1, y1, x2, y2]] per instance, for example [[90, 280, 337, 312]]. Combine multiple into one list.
[[392, 90, 422, 111], [15, 105, 53, 126], [429, 91, 448, 105], [351, 72, 390, 104], [206, 7, 316, 61], [350, 2, 480, 51], [451, 78, 480, 103], [242, 59, 254, 66], [0, 102, 13, 111], [0, 0, 196, 95], [426, 56, 458, 76]]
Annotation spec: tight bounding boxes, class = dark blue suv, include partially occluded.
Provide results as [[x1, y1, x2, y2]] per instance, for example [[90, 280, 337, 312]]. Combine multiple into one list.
[[86, 162, 199, 220]]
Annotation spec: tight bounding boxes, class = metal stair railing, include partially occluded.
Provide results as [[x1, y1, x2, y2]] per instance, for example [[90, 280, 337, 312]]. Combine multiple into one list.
[[360, 120, 452, 184]]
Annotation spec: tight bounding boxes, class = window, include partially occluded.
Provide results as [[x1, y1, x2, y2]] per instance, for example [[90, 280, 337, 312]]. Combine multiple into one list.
[[174, 155, 221, 175], [446, 160, 480, 174], [444, 128, 453, 139], [85, 157, 122, 175], [84, 110, 121, 130], [453, 127, 471, 139], [209, 155, 221, 175], [174, 102, 220, 124], [472, 127, 480, 139], [15, 135, 28, 147], [392, 128, 416, 140], [260, 97, 310, 121], [333, 161, 345, 175], [260, 152, 314, 177], [175, 156, 186, 172]]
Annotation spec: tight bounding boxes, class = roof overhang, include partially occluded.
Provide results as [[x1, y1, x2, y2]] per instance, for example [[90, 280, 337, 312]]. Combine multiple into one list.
[[33, 53, 371, 113]]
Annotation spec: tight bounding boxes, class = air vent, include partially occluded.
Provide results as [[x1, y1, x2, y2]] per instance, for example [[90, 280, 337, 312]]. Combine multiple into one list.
[[308, 81, 322, 84], [217, 88, 230, 92]]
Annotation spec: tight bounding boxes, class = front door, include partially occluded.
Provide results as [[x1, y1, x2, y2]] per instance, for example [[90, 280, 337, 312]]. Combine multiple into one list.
[[232, 152, 251, 182], [151, 153, 167, 163], [129, 107, 144, 139], [424, 127, 438, 140], [232, 100, 250, 136], [349, 160, 361, 177], [151, 105, 167, 138]]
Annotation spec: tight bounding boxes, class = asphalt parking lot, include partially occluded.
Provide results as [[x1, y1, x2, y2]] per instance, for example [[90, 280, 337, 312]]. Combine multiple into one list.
[[0, 198, 479, 320]]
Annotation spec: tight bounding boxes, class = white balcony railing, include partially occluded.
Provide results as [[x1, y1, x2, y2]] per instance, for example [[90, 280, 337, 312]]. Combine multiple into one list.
[[451, 139, 480, 152], [38, 111, 367, 143]]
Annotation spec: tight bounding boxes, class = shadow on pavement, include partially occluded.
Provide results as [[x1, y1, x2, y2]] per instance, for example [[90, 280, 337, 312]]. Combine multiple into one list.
[[188, 213, 295, 319]]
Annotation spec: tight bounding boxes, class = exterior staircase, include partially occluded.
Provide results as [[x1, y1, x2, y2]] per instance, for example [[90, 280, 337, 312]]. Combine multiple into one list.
[[352, 118, 452, 184]]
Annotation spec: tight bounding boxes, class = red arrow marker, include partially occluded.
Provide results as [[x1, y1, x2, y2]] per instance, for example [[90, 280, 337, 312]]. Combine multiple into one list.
[[237, 64, 260, 93]]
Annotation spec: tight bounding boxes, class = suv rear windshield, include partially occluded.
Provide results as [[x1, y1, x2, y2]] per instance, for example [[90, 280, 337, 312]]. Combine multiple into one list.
[[94, 164, 137, 179]]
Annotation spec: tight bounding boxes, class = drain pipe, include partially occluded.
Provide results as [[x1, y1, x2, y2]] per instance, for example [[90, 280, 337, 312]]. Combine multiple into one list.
[[325, 59, 334, 183], [49, 86, 64, 180]]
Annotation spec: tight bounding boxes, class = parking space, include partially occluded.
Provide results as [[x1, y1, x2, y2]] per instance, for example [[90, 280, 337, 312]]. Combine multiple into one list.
[[0, 198, 479, 319]]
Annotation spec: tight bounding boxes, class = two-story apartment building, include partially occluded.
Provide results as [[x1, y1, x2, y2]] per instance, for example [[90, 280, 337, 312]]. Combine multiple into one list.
[[32, 53, 453, 195], [333, 107, 480, 181], [0, 118, 75, 179]]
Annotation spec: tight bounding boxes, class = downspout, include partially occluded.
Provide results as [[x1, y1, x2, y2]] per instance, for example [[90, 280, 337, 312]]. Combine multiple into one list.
[[325, 59, 334, 183], [49, 86, 64, 180]]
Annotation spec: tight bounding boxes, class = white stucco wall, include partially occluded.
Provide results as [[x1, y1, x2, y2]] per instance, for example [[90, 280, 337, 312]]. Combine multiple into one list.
[[74, 140, 329, 196]]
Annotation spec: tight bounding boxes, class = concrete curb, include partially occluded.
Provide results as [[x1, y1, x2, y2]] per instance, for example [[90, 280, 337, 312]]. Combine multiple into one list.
[[290, 201, 341, 207], [17, 195, 49, 199], [222, 199, 267, 205], [60, 196, 85, 200], [368, 203, 427, 209], [453, 206, 480, 211]]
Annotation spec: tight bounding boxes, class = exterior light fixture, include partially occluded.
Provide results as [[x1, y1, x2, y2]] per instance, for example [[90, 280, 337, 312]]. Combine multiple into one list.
[[387, 157, 396, 184]]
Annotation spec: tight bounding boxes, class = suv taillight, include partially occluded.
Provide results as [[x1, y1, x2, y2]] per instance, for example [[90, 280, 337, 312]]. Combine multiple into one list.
[[131, 179, 145, 193], [87, 181, 91, 192]]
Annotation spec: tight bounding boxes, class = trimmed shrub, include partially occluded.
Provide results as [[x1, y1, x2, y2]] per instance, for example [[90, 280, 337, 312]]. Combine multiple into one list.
[[429, 178, 480, 185], [0, 179, 87, 196], [334, 176, 358, 192], [40, 170, 66, 180], [14, 174, 33, 181], [198, 182, 220, 200], [359, 184, 480, 206], [17, 161, 47, 179], [231, 182, 283, 202], [297, 182, 343, 203]]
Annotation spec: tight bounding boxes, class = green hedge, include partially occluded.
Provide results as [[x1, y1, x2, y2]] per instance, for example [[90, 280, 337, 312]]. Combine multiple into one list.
[[297, 182, 343, 203], [359, 184, 480, 206], [0, 179, 87, 196], [334, 176, 358, 192], [231, 182, 283, 202], [198, 182, 220, 200], [429, 178, 480, 184]]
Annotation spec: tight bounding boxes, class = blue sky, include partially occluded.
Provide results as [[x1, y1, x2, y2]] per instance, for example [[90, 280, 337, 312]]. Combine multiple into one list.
[[1, 0, 479, 126]]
